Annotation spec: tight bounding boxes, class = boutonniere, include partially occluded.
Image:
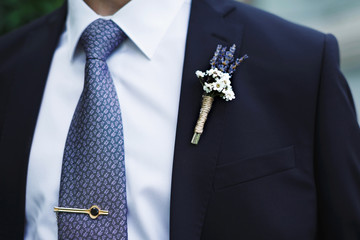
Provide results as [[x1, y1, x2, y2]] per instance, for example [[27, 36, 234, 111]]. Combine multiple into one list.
[[191, 44, 248, 145]]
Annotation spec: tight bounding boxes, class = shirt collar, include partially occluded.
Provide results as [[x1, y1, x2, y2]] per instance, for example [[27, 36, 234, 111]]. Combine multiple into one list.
[[66, 0, 187, 61]]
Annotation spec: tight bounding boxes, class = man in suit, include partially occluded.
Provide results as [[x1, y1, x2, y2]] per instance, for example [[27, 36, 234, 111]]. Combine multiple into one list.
[[1, 0, 360, 239]]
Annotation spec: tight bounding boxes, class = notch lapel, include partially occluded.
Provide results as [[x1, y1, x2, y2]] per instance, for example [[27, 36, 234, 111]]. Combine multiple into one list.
[[170, 0, 244, 239], [0, 5, 66, 238]]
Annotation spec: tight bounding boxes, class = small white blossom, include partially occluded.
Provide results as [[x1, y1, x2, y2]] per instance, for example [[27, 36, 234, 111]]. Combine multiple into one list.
[[207, 68, 215, 76], [196, 70, 205, 78], [221, 79, 232, 91], [210, 68, 222, 79], [213, 80, 225, 92], [203, 82, 213, 93], [222, 85, 230, 93], [223, 89, 235, 101], [221, 73, 230, 83], [223, 79, 231, 86], [221, 78, 231, 87]]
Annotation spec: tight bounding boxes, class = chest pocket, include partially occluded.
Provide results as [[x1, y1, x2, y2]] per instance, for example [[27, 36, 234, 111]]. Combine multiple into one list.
[[214, 146, 295, 191]]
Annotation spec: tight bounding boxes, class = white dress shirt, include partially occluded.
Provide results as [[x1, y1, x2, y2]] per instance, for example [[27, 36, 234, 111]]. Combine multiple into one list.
[[24, 0, 191, 239]]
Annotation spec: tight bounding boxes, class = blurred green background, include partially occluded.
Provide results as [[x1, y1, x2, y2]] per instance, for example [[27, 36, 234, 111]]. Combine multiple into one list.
[[0, 0, 63, 36]]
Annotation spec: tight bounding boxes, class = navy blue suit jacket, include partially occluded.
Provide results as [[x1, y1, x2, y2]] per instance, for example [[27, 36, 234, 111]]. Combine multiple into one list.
[[1, 0, 360, 239]]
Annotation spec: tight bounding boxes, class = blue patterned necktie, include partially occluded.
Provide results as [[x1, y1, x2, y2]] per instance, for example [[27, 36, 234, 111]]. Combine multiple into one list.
[[58, 19, 128, 239]]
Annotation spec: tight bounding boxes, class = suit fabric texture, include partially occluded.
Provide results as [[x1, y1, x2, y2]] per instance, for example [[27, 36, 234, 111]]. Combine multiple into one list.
[[1, 0, 360, 239]]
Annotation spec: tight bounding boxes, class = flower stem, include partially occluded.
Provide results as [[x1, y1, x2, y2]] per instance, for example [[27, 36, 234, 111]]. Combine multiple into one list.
[[191, 133, 202, 145], [191, 95, 214, 145]]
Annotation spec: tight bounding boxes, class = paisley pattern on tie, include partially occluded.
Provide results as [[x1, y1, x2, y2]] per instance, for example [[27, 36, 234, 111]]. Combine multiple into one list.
[[58, 19, 128, 239]]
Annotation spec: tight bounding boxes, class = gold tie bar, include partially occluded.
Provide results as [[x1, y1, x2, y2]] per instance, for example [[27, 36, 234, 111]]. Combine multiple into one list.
[[54, 205, 108, 219]]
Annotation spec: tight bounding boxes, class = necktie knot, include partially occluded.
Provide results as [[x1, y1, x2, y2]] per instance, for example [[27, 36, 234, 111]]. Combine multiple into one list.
[[80, 18, 127, 61]]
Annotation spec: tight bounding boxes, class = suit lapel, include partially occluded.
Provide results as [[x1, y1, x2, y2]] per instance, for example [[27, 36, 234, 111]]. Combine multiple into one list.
[[0, 5, 66, 237], [170, 0, 244, 239]]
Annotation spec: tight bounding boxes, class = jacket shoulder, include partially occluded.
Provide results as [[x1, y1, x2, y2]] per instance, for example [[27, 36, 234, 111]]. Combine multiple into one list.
[[227, 0, 329, 77], [226, 0, 326, 45]]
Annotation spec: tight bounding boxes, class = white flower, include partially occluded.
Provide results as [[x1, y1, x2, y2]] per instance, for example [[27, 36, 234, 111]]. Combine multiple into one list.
[[210, 68, 222, 79], [203, 82, 213, 93], [216, 70, 224, 78], [196, 70, 205, 78], [221, 73, 231, 84], [213, 80, 225, 92], [206, 68, 215, 76], [222, 85, 230, 93], [222, 79, 231, 87], [223, 89, 235, 101]]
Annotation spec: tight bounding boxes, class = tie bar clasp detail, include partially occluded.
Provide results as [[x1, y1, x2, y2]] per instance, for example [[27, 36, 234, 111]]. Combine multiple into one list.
[[54, 205, 109, 219]]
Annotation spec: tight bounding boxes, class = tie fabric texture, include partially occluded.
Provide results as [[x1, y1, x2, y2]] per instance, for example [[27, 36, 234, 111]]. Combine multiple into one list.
[[58, 19, 128, 239]]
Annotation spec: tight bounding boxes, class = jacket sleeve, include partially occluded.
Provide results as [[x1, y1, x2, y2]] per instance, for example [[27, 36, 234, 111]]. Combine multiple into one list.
[[315, 34, 360, 239]]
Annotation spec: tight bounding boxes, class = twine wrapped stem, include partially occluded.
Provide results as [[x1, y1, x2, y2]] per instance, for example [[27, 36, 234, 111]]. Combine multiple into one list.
[[191, 95, 214, 145]]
